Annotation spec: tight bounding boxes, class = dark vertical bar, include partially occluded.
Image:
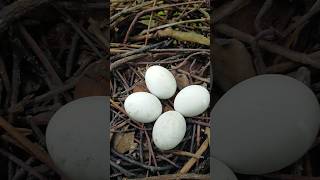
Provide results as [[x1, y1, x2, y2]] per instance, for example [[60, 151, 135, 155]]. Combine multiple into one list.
[[210, 0, 214, 178], [106, 0, 111, 178]]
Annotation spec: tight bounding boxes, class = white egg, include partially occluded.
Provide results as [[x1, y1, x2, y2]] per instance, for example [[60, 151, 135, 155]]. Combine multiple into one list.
[[174, 85, 210, 117], [212, 74, 320, 174], [213, 158, 238, 180], [152, 111, 186, 150], [124, 92, 162, 123], [46, 96, 107, 180], [145, 65, 177, 99]]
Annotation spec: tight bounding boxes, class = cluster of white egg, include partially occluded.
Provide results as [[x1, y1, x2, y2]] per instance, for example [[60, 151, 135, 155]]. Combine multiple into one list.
[[124, 65, 210, 150]]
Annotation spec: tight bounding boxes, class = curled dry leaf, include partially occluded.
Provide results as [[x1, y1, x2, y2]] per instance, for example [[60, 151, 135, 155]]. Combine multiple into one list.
[[175, 73, 190, 90], [213, 39, 256, 91], [113, 132, 138, 154], [74, 61, 109, 98], [163, 104, 174, 112], [74, 76, 108, 98], [133, 81, 148, 93]]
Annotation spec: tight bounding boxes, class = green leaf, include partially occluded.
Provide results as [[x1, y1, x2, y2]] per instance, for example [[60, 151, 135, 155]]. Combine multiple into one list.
[[157, 10, 166, 16], [138, 20, 157, 27], [173, 11, 180, 16]]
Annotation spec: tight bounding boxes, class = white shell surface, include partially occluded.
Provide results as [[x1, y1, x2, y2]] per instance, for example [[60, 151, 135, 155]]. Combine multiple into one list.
[[174, 85, 210, 117], [124, 92, 162, 123], [145, 65, 177, 99], [46, 96, 108, 180], [152, 111, 186, 150], [213, 158, 238, 180], [212, 74, 320, 174]]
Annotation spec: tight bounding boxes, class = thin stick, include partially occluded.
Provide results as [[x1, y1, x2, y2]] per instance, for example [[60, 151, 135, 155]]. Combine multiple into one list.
[[157, 155, 180, 168], [283, 0, 320, 37], [0, 117, 63, 177], [110, 160, 136, 177], [144, 129, 159, 175], [0, 0, 52, 33], [66, 33, 80, 77], [140, 18, 208, 35], [111, 40, 170, 61], [10, 60, 105, 113], [214, 0, 250, 23], [9, 52, 21, 123], [0, 148, 48, 180], [144, 0, 157, 45], [139, 130, 144, 163], [177, 69, 209, 83], [111, 149, 172, 172], [18, 24, 63, 87], [215, 24, 320, 69], [53, 4, 104, 59], [111, 54, 148, 71], [128, 173, 210, 180], [27, 118, 46, 147], [12, 158, 35, 180], [186, 119, 210, 127], [110, 1, 154, 22], [0, 56, 11, 106], [173, 151, 203, 159], [123, 1, 204, 43], [254, 0, 273, 32], [151, 49, 210, 52], [179, 138, 209, 174]]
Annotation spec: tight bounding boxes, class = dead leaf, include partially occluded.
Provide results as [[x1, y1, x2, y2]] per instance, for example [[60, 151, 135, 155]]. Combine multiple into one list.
[[163, 104, 174, 112], [213, 39, 256, 91], [74, 61, 109, 98], [175, 74, 190, 90], [158, 28, 209, 46], [74, 76, 108, 98], [133, 81, 148, 92], [113, 132, 137, 154]]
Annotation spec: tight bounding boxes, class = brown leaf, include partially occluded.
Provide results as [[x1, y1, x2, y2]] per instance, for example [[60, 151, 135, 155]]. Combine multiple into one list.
[[132, 81, 148, 93], [175, 73, 190, 90], [213, 39, 256, 91], [74, 61, 109, 98], [74, 76, 108, 98], [113, 132, 137, 154], [163, 104, 174, 112]]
